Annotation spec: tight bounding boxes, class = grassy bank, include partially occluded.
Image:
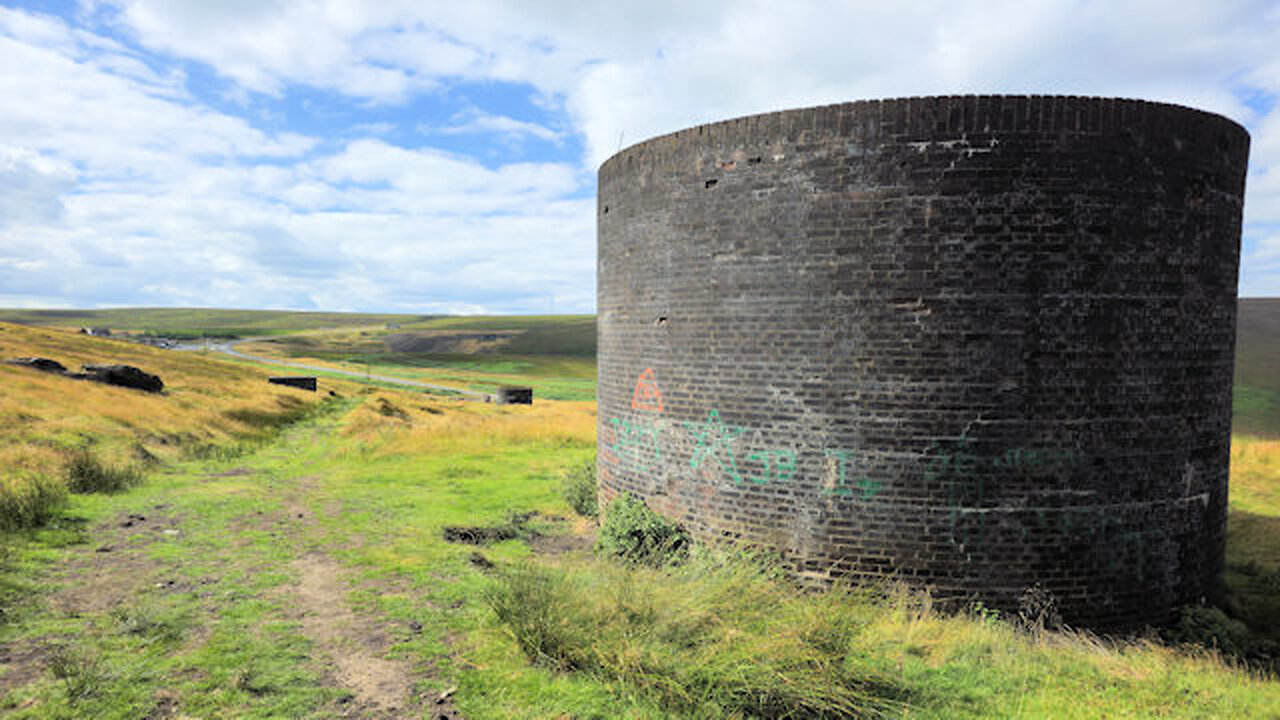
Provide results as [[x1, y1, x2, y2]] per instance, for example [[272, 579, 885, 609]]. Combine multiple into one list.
[[0, 322, 334, 530]]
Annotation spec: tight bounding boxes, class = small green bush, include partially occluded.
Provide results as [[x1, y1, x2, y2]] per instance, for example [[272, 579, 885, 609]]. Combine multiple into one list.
[[596, 493, 689, 566], [65, 450, 141, 494], [1162, 605, 1254, 657], [560, 461, 598, 518], [0, 472, 67, 531]]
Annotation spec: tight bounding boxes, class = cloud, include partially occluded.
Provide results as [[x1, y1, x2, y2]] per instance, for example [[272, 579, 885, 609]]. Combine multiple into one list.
[[0, 6, 595, 312], [432, 108, 563, 145], [4, 1, 1280, 312], [0, 147, 78, 228]]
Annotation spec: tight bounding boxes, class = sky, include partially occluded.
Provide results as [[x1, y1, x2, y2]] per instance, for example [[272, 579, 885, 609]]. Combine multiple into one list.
[[0, 1, 1278, 314]]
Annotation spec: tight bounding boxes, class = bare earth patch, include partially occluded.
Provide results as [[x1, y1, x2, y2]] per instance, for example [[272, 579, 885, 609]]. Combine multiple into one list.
[[291, 552, 457, 719]]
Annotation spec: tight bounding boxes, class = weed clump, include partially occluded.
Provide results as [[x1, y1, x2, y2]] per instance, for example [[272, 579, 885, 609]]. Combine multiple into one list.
[[49, 644, 111, 701], [596, 494, 688, 566], [65, 449, 141, 494], [559, 461, 597, 518], [0, 472, 67, 530]]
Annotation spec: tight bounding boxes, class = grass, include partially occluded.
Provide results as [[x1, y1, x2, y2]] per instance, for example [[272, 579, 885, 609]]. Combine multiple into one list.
[[64, 450, 141, 494], [484, 550, 1280, 718], [0, 305, 1278, 718], [0, 321, 335, 528], [238, 323, 597, 400]]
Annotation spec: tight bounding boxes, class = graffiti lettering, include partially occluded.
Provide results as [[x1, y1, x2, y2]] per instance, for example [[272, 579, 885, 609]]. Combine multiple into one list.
[[685, 409, 745, 484], [602, 416, 661, 473], [744, 449, 797, 485], [821, 450, 881, 499], [631, 368, 664, 412]]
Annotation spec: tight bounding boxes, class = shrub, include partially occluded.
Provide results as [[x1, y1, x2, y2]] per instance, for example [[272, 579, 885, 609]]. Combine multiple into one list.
[[65, 450, 141, 494], [0, 472, 67, 531], [560, 461, 598, 518], [1162, 605, 1254, 657], [596, 493, 689, 566]]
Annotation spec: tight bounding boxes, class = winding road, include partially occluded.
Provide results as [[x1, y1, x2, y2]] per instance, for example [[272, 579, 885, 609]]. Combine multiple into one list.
[[189, 339, 492, 400]]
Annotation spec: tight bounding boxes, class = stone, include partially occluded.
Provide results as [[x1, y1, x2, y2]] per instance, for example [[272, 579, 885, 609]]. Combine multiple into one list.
[[80, 364, 164, 393], [6, 357, 68, 373]]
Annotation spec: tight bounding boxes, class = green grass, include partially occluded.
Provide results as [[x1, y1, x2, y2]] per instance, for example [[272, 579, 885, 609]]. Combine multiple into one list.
[[1, 302, 1279, 717]]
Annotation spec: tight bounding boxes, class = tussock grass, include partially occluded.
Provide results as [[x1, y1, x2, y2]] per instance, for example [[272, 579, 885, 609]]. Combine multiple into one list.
[[0, 447, 67, 530], [64, 449, 141, 494], [488, 550, 1280, 718], [486, 553, 908, 718]]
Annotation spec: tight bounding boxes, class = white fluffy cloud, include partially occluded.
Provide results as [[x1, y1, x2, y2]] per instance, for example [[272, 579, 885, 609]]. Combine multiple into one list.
[[2, 1, 1279, 312]]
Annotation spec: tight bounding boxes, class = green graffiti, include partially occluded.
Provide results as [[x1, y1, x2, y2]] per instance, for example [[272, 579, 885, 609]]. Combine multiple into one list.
[[745, 449, 797, 485], [604, 416, 661, 472], [685, 409, 744, 484], [821, 449, 881, 499]]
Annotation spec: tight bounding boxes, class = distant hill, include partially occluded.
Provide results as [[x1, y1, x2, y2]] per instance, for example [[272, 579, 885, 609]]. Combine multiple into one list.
[[2, 302, 1274, 428], [1235, 298, 1280, 437], [0, 308, 428, 338]]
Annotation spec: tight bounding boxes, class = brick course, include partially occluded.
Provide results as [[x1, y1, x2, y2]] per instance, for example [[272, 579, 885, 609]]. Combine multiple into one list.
[[596, 96, 1250, 629]]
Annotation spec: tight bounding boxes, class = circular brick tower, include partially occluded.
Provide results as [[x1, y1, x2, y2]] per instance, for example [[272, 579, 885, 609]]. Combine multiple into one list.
[[596, 96, 1250, 629]]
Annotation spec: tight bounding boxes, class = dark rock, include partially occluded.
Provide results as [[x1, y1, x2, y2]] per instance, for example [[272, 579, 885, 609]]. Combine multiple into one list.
[[268, 376, 316, 391], [81, 364, 164, 393], [495, 386, 533, 405], [6, 356, 67, 373]]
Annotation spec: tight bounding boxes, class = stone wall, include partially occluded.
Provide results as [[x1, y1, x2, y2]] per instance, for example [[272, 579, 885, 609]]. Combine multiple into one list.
[[596, 96, 1250, 629]]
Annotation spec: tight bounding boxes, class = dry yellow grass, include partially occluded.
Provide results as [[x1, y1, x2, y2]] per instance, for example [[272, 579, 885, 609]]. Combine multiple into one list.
[[338, 391, 595, 457], [1230, 435, 1280, 517], [0, 321, 331, 493]]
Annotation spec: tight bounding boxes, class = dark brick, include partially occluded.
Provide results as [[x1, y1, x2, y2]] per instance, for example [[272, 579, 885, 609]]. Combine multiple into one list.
[[596, 96, 1249, 630]]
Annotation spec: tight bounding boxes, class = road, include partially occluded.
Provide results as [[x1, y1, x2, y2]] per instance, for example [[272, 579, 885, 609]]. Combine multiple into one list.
[[185, 338, 492, 400]]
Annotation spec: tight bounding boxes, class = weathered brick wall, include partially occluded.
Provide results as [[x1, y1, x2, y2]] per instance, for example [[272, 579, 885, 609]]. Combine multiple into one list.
[[596, 96, 1250, 629]]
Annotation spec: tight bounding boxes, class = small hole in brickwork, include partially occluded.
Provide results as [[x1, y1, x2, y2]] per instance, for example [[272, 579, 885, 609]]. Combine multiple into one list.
[[747, 156, 762, 164], [704, 179, 718, 188], [602, 205, 609, 214], [655, 316, 668, 326]]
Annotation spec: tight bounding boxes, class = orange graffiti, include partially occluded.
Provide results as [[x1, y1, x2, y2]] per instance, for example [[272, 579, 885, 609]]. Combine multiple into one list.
[[631, 367, 664, 412]]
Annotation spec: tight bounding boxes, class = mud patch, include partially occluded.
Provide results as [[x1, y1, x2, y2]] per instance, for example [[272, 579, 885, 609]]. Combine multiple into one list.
[[0, 642, 53, 696], [291, 552, 452, 718], [49, 509, 180, 616], [442, 512, 539, 546]]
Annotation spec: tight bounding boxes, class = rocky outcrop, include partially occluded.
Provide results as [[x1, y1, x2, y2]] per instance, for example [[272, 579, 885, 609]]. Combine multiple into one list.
[[5, 357, 164, 393], [78, 364, 164, 393], [6, 357, 68, 373]]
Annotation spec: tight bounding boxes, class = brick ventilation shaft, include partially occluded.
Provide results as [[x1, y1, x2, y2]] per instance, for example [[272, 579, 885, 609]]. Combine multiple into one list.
[[596, 96, 1250, 629]]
